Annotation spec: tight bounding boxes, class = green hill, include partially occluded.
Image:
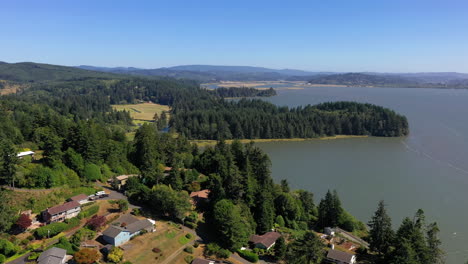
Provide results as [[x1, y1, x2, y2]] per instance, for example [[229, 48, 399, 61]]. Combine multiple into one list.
[[308, 73, 468, 88], [0, 62, 122, 82]]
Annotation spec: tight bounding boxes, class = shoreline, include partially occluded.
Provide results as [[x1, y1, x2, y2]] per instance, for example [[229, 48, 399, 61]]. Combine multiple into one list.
[[190, 135, 369, 147]]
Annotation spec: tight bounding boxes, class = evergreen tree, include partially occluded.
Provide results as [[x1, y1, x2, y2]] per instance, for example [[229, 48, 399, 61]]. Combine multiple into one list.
[[368, 200, 394, 256], [274, 236, 287, 261], [286, 231, 324, 264], [426, 222, 444, 264], [212, 199, 251, 250], [0, 139, 18, 187]]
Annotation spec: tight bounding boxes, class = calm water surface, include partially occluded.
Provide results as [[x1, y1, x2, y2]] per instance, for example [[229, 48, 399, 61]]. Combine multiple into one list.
[[255, 86, 468, 264]]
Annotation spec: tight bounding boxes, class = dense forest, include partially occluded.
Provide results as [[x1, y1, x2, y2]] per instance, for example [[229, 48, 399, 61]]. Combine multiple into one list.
[[209, 87, 277, 98], [1, 63, 409, 141], [172, 99, 409, 139]]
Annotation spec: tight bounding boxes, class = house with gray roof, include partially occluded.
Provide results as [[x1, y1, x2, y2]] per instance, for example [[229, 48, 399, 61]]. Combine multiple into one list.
[[326, 249, 356, 264], [37, 247, 67, 264], [102, 214, 155, 246]]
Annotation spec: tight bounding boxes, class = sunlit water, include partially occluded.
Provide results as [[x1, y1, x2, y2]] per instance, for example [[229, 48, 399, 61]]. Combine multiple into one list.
[[254, 86, 468, 263]]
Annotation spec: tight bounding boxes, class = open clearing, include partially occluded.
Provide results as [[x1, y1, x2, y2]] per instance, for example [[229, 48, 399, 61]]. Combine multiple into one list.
[[112, 102, 170, 121]]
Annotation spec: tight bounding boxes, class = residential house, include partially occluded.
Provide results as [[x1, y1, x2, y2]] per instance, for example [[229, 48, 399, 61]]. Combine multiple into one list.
[[189, 189, 210, 205], [109, 174, 138, 190], [326, 249, 356, 264], [67, 194, 90, 205], [102, 214, 155, 246], [42, 201, 81, 224], [191, 258, 223, 264], [37, 247, 67, 264], [325, 227, 335, 236], [249, 231, 281, 250]]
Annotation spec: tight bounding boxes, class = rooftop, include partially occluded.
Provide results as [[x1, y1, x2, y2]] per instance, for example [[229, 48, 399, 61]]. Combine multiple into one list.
[[46, 201, 80, 215], [103, 215, 154, 239], [190, 189, 210, 199], [249, 231, 281, 248], [37, 247, 66, 264], [191, 258, 222, 264], [68, 193, 88, 202], [17, 151, 34, 157], [327, 249, 355, 263]]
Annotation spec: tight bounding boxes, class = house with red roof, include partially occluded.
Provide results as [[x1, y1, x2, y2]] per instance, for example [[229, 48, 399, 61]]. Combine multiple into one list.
[[249, 231, 281, 250]]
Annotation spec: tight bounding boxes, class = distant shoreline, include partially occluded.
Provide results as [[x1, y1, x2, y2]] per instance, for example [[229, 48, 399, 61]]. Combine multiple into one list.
[[190, 135, 369, 147]]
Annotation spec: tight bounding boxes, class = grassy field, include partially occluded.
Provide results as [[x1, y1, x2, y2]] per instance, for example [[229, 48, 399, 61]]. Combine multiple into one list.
[[122, 222, 193, 264], [112, 103, 170, 122], [191, 135, 369, 147]]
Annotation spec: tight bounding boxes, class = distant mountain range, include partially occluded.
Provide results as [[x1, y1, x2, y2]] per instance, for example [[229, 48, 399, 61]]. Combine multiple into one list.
[[76, 64, 468, 86], [0, 61, 467, 89], [76, 64, 333, 82]]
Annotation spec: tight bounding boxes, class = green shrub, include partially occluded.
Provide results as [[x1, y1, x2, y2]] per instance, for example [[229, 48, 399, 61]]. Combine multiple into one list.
[[185, 233, 192, 239], [184, 221, 196, 229], [184, 255, 194, 263], [78, 205, 99, 219], [0, 254, 6, 264], [35, 222, 68, 238], [205, 243, 231, 259], [0, 239, 20, 257], [65, 217, 81, 229], [193, 242, 199, 248], [27, 252, 40, 260], [237, 250, 259, 263], [55, 237, 77, 254], [184, 246, 193, 254]]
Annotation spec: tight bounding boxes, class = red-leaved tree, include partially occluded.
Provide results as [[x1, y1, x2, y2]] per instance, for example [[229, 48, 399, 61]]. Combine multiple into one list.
[[16, 214, 32, 230], [86, 215, 106, 231]]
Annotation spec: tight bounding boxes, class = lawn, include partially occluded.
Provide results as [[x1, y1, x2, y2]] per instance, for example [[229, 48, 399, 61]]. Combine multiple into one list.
[[112, 103, 170, 122], [122, 222, 193, 264]]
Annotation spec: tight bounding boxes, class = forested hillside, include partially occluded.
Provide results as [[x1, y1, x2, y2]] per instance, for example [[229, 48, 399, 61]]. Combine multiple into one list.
[[0, 63, 409, 141]]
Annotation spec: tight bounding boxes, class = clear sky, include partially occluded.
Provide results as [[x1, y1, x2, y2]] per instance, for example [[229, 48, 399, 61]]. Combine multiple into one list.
[[1, 0, 468, 72]]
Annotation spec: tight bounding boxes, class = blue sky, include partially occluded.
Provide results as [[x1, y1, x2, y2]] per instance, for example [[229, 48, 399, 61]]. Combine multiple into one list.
[[1, 0, 468, 72]]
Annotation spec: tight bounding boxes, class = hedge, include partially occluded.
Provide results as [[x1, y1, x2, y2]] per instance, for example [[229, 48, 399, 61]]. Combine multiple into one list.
[[237, 250, 259, 263], [35, 222, 68, 238], [78, 205, 99, 219]]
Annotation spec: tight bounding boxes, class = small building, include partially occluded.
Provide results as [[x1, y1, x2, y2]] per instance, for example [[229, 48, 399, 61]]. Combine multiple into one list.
[[326, 249, 356, 264], [102, 214, 155, 246], [191, 258, 223, 264], [67, 194, 90, 205], [189, 189, 210, 205], [249, 231, 281, 250], [17, 151, 34, 159], [325, 227, 335, 236], [37, 247, 67, 264], [42, 201, 81, 224], [109, 174, 138, 190]]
